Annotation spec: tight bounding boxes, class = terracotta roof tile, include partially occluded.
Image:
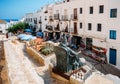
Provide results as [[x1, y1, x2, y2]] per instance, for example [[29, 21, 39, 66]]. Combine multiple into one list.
[[0, 20, 6, 24]]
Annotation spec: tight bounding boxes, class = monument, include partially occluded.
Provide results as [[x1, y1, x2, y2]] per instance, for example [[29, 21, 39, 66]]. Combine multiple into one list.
[[54, 34, 83, 73]]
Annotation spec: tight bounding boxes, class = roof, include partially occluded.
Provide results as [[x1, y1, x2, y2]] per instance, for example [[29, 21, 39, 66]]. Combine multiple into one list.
[[0, 20, 6, 24]]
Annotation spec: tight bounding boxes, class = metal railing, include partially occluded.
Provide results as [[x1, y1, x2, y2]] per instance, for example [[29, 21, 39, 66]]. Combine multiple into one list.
[[54, 14, 59, 20], [49, 16, 54, 21], [61, 15, 68, 21], [71, 14, 78, 20]]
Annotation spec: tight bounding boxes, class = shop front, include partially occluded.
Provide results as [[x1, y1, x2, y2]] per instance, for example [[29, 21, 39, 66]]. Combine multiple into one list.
[[55, 32, 61, 40], [86, 38, 92, 50], [70, 36, 82, 49]]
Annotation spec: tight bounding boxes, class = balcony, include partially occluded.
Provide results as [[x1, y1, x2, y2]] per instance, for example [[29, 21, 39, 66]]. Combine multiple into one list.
[[65, 25, 69, 32], [39, 28, 42, 32], [71, 14, 78, 20], [61, 15, 68, 21], [49, 16, 54, 21], [44, 10, 48, 13], [54, 14, 59, 20], [71, 28, 78, 35], [62, 25, 69, 33], [54, 24, 60, 31], [34, 20, 37, 24], [39, 20, 42, 24], [46, 25, 53, 31]]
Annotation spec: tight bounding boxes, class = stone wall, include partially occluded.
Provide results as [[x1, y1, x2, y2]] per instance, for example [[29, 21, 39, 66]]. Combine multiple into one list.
[[51, 72, 70, 84], [26, 46, 45, 66], [0, 41, 10, 84]]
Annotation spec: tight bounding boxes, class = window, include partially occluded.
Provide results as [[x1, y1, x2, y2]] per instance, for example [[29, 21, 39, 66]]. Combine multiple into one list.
[[67, 0, 69, 2], [110, 9, 117, 18], [97, 24, 102, 31], [99, 5, 104, 13], [80, 23, 82, 28], [80, 8, 82, 14], [26, 18, 27, 21], [45, 16, 47, 20], [90, 7, 93, 14], [110, 30, 116, 39], [88, 23, 92, 30]]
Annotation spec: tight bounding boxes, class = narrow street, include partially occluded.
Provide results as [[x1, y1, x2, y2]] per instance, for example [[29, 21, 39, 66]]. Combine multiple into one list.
[[0, 35, 70, 84], [4, 37, 44, 84], [1, 34, 120, 84]]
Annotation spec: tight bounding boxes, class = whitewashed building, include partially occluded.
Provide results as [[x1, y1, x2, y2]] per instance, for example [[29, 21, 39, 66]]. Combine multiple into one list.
[[24, 0, 120, 69], [0, 20, 8, 33], [25, 13, 34, 29], [53, 0, 120, 69]]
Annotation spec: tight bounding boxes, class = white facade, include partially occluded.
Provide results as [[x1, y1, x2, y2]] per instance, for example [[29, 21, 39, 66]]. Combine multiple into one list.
[[24, 0, 120, 69], [0, 23, 8, 33], [37, 4, 54, 32], [0, 20, 8, 33], [25, 13, 34, 29], [53, 0, 120, 69], [107, 0, 120, 69]]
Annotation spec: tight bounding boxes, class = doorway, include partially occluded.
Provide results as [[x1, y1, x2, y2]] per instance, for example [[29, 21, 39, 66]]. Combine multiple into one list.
[[48, 32, 54, 40], [74, 22, 77, 34], [73, 8, 77, 19], [109, 48, 117, 65], [86, 38, 92, 50]]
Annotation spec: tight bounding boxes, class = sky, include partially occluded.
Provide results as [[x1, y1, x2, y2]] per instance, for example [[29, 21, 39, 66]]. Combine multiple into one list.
[[0, 0, 57, 19]]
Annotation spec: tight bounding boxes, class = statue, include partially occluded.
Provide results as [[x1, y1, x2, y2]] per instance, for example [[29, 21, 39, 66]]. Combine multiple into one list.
[[54, 34, 83, 73], [61, 34, 68, 45]]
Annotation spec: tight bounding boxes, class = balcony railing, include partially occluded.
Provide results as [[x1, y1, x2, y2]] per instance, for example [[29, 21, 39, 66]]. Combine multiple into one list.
[[54, 24, 60, 31], [46, 25, 53, 31], [44, 10, 48, 13], [39, 20, 42, 24], [65, 25, 69, 32], [71, 28, 78, 34], [34, 20, 37, 24], [61, 15, 68, 21], [49, 16, 54, 21], [71, 14, 78, 20], [54, 14, 59, 20], [62, 25, 69, 33]]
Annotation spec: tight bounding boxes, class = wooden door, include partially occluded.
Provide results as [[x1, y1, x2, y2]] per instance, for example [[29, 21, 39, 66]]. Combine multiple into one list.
[[109, 48, 116, 65], [74, 22, 77, 34], [73, 8, 77, 19]]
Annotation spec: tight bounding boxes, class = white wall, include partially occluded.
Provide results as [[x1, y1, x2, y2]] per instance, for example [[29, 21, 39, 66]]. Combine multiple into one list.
[[106, 0, 120, 69], [0, 24, 8, 33], [53, 0, 120, 69], [23, 0, 120, 69]]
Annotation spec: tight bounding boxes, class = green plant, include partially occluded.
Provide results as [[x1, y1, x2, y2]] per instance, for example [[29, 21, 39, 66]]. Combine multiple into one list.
[[29, 40, 35, 46], [7, 22, 29, 33], [40, 43, 54, 56]]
